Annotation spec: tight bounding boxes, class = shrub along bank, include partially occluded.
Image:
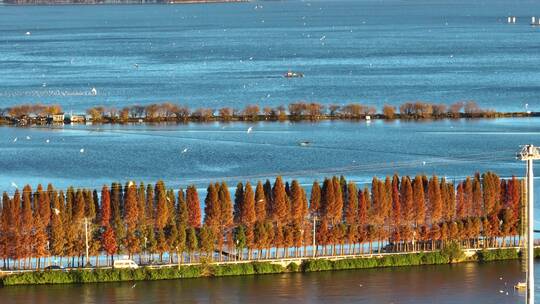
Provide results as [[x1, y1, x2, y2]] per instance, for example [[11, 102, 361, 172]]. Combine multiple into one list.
[[0, 248, 532, 286], [0, 262, 284, 286]]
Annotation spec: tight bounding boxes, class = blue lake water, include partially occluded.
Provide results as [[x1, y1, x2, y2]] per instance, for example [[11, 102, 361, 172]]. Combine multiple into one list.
[[0, 118, 535, 192], [0, 260, 533, 304], [1, 0, 540, 111]]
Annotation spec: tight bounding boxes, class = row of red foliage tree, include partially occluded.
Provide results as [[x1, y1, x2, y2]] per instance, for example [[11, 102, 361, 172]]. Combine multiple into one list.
[[0, 172, 523, 269]]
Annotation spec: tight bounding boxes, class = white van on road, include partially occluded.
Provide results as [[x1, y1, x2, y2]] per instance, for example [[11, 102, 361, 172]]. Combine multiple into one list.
[[113, 259, 139, 269]]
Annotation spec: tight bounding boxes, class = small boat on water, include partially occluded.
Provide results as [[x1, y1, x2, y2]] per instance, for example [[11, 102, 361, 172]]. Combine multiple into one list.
[[284, 71, 304, 78]]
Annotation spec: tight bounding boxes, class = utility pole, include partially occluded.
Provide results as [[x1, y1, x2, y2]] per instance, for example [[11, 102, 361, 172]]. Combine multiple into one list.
[[518, 144, 540, 304], [312, 215, 318, 258]]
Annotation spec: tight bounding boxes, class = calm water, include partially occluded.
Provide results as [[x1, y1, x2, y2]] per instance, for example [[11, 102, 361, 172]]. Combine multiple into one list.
[[0, 260, 534, 303], [0, 118, 534, 192], [1, 0, 540, 111]]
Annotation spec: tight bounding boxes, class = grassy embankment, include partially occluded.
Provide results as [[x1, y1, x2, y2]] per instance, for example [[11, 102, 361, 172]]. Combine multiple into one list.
[[2, 247, 536, 286]]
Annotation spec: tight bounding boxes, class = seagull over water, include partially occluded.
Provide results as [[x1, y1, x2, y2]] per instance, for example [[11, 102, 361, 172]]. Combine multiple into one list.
[[11, 182, 18, 189]]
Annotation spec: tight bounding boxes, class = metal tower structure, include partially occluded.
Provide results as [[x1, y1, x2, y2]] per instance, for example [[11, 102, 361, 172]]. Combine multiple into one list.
[[518, 145, 540, 304]]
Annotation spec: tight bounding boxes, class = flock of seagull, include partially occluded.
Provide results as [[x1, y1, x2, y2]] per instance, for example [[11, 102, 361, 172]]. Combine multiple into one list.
[[8, 125, 258, 190]]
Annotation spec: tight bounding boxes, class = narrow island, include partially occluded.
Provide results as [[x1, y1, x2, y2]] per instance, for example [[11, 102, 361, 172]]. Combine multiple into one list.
[[0, 100, 535, 127], [0, 172, 533, 286]]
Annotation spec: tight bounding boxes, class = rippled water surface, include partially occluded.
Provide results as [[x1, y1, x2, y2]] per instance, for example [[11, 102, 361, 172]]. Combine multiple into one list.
[[0, 260, 534, 304], [1, 0, 540, 111], [1, 118, 536, 191]]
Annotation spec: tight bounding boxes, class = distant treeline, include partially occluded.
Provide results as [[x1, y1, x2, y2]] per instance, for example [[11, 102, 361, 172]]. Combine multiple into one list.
[[0, 172, 524, 270], [3, 0, 244, 4], [0, 101, 532, 125]]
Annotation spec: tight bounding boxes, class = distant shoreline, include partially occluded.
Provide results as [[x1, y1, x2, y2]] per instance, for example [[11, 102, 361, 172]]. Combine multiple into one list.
[[1, 0, 248, 5]]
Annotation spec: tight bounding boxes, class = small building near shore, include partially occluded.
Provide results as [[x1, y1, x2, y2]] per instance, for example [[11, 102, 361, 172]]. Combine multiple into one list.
[[50, 113, 65, 123]]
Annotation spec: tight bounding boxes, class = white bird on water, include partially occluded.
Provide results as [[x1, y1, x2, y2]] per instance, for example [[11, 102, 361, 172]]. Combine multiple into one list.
[[247, 127, 253, 134], [91, 87, 97, 96], [13, 137, 17, 143], [25, 31, 31, 36], [26, 136, 31, 140], [80, 148, 85, 153], [181, 148, 188, 154], [422, 161, 426, 166], [11, 182, 18, 189], [46, 139, 50, 143]]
